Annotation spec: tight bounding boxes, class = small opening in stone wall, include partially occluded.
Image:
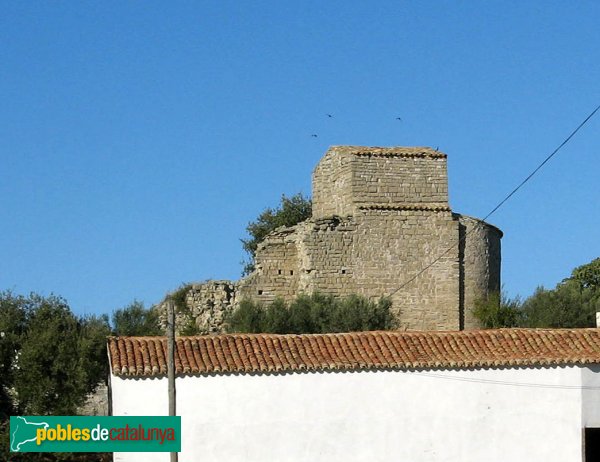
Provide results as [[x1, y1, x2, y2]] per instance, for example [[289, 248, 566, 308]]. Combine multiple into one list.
[[278, 269, 282, 275], [258, 290, 263, 295], [341, 269, 346, 274], [290, 270, 294, 275]]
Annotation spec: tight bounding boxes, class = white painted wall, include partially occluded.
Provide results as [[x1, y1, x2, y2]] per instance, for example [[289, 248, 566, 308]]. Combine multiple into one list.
[[582, 364, 600, 428], [112, 376, 168, 462], [112, 365, 600, 462]]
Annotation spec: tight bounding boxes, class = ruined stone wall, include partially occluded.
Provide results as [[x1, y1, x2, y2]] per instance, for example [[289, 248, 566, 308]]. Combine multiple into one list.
[[185, 281, 236, 333], [295, 217, 356, 296], [158, 281, 236, 335], [237, 227, 301, 304], [236, 209, 462, 330]]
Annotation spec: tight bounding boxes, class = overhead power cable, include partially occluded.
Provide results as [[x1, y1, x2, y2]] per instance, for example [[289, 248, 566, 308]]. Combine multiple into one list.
[[388, 102, 600, 298], [417, 372, 600, 390]]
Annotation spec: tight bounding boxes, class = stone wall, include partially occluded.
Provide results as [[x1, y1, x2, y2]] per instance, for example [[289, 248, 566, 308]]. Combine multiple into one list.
[[78, 382, 109, 416], [353, 210, 461, 330], [458, 214, 502, 330], [160, 145, 502, 333], [238, 227, 302, 304], [158, 281, 236, 335]]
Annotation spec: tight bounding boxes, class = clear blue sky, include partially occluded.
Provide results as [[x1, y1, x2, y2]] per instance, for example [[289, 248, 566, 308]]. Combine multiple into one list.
[[2, 1, 599, 316]]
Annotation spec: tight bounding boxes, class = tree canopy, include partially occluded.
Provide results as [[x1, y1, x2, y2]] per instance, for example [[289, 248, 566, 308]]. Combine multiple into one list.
[[0, 291, 110, 416], [241, 193, 311, 275], [473, 257, 600, 329], [0, 293, 159, 460], [571, 257, 600, 290], [111, 300, 162, 336]]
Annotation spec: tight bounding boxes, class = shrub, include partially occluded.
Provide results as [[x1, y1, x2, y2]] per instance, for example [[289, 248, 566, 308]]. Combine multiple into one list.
[[473, 291, 523, 328], [226, 293, 394, 334]]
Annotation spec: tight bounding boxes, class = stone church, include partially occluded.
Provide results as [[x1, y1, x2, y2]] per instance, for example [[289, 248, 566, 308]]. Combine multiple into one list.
[[167, 146, 502, 332]]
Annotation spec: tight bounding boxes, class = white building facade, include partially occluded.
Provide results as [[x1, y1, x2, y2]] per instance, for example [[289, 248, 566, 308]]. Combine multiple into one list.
[[108, 329, 600, 461]]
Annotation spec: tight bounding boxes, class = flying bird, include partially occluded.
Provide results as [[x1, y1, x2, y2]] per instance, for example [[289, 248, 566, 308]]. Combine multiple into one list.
[[396, 117, 402, 121], [326, 114, 333, 118], [311, 134, 318, 138]]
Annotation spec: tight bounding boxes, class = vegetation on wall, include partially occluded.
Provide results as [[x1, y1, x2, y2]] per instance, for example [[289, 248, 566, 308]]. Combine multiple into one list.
[[167, 283, 200, 335], [241, 193, 312, 275], [225, 292, 394, 334]]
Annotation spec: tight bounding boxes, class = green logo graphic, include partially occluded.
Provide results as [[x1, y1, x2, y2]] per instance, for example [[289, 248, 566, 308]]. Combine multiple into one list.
[[9, 416, 181, 452], [10, 416, 50, 452]]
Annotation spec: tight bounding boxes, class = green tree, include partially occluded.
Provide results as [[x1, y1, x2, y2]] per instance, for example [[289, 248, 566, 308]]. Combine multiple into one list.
[[111, 300, 162, 336], [521, 280, 600, 328], [0, 291, 30, 417], [241, 193, 312, 275], [14, 295, 88, 415], [79, 314, 111, 391], [331, 294, 394, 333], [226, 299, 267, 333], [226, 293, 394, 334], [572, 257, 600, 290], [520, 258, 600, 328], [0, 292, 113, 461], [473, 258, 600, 329], [472, 291, 523, 329], [263, 298, 292, 333], [0, 292, 111, 417]]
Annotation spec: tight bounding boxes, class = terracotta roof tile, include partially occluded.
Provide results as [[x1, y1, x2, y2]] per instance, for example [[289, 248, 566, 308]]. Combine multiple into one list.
[[107, 329, 600, 377]]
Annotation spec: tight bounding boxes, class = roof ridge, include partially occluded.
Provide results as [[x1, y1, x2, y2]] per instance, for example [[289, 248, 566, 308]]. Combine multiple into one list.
[[109, 327, 600, 341], [108, 329, 600, 377]]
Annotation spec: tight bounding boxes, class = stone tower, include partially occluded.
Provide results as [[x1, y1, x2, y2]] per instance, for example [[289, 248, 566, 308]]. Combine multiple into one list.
[[166, 146, 502, 332], [236, 146, 501, 330]]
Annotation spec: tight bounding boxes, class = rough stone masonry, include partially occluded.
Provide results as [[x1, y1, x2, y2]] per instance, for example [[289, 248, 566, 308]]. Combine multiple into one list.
[[160, 146, 502, 333]]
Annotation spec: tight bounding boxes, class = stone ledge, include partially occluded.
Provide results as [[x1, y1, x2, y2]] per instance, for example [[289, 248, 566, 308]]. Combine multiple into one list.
[[328, 146, 446, 159], [358, 204, 451, 212], [354, 151, 446, 159]]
